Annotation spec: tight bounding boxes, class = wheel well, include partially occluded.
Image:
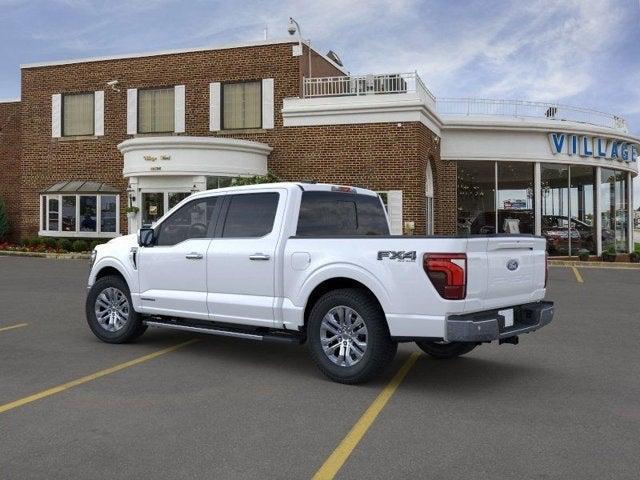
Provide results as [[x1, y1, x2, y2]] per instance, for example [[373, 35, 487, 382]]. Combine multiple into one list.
[[95, 266, 126, 284], [303, 277, 385, 327]]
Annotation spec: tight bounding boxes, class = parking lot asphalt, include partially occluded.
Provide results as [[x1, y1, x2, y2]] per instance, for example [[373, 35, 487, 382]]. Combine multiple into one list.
[[1, 257, 639, 479]]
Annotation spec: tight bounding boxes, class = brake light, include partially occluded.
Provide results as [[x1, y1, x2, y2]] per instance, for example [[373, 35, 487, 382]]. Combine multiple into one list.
[[423, 253, 467, 300], [544, 252, 548, 288]]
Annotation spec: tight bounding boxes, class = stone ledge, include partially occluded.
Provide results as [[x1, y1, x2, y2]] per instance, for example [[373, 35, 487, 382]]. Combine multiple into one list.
[[0, 250, 90, 260]]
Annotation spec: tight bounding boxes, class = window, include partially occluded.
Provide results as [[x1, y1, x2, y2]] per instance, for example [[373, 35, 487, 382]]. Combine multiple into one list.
[[138, 88, 175, 133], [206, 176, 234, 190], [142, 192, 165, 225], [40, 193, 119, 237], [222, 81, 261, 129], [168, 192, 191, 210], [63, 92, 94, 136], [297, 192, 390, 236], [222, 193, 279, 238], [156, 197, 218, 246], [100, 196, 117, 233], [61, 196, 76, 232], [457, 161, 496, 235], [497, 163, 535, 234], [601, 168, 629, 253]]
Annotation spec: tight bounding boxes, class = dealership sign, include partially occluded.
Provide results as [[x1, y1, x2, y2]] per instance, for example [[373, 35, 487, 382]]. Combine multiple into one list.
[[548, 133, 638, 163]]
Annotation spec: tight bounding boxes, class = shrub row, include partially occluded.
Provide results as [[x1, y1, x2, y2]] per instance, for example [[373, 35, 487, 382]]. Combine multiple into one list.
[[18, 237, 107, 253]]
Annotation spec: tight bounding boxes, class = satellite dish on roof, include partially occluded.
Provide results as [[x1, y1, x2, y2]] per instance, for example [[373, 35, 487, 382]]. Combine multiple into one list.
[[326, 50, 343, 67]]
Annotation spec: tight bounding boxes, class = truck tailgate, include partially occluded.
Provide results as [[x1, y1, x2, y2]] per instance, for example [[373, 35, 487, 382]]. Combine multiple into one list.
[[465, 236, 547, 312]]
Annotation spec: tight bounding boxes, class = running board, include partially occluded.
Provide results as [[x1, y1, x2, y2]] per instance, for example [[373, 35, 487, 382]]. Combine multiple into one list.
[[143, 319, 302, 344]]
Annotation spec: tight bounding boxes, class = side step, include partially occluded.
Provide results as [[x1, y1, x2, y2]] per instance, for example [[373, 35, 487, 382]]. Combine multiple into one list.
[[143, 319, 302, 344]]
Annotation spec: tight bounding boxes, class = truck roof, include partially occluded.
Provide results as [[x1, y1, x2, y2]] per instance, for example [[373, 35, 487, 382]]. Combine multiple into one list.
[[192, 182, 379, 197]]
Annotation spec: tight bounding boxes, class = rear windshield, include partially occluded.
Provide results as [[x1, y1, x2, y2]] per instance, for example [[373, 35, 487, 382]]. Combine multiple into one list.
[[296, 191, 390, 236]]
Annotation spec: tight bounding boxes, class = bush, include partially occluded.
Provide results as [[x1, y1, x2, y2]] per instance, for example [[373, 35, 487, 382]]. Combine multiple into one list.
[[42, 237, 57, 249], [231, 171, 280, 186], [72, 239, 89, 252], [58, 238, 73, 252], [0, 197, 9, 241], [21, 237, 32, 247], [577, 249, 590, 261]]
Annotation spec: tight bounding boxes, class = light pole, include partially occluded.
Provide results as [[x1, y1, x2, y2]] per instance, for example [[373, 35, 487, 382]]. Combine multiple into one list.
[[288, 17, 312, 80]]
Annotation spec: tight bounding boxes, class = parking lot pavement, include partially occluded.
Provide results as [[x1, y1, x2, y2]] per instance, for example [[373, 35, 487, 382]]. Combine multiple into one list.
[[1, 257, 639, 479]]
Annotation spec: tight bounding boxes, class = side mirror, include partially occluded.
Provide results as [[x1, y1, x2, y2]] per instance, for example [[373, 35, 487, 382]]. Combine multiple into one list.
[[138, 227, 156, 247]]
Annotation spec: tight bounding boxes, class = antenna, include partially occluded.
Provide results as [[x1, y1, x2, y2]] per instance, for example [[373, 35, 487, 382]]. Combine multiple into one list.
[[263, 24, 268, 40]]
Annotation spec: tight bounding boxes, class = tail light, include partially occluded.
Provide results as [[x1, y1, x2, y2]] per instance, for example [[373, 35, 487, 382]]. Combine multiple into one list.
[[423, 253, 467, 300], [544, 252, 549, 288]]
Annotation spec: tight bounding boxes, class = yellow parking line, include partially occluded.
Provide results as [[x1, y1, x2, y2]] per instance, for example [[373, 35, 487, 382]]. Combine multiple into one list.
[[571, 266, 584, 283], [312, 352, 421, 480], [0, 323, 28, 333], [0, 338, 198, 415]]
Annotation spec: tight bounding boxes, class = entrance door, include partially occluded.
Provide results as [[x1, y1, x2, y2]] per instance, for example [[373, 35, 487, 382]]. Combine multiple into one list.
[[141, 192, 164, 226], [138, 195, 220, 320], [206, 191, 284, 327]]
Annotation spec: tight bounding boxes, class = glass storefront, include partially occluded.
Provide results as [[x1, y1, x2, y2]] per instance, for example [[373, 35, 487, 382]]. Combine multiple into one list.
[[458, 160, 632, 256], [601, 169, 629, 253], [457, 161, 534, 235]]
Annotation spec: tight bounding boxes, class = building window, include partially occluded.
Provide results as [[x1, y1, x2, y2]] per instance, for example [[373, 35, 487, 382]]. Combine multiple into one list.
[[206, 176, 234, 190], [457, 161, 496, 235], [497, 163, 535, 234], [138, 87, 175, 133], [40, 194, 119, 237], [222, 81, 261, 130], [601, 168, 629, 253], [63, 92, 94, 136], [569, 166, 596, 255]]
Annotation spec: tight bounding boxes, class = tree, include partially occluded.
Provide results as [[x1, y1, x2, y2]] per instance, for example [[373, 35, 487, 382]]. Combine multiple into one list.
[[0, 196, 9, 241], [230, 171, 280, 186]]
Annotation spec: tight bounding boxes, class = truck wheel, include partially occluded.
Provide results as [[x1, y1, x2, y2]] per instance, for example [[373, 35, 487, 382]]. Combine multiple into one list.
[[415, 340, 477, 359], [307, 288, 397, 384], [86, 275, 147, 344]]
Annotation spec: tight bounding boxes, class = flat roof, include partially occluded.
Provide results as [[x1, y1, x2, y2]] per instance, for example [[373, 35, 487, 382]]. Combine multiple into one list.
[[0, 98, 20, 103], [20, 38, 348, 74]]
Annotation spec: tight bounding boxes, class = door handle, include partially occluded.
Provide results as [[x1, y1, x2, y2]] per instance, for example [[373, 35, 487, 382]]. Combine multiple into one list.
[[185, 252, 204, 260], [249, 253, 271, 261]]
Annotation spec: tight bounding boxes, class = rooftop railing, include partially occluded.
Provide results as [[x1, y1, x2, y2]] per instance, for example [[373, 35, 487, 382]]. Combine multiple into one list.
[[302, 72, 436, 107], [302, 74, 628, 132], [436, 97, 628, 132]]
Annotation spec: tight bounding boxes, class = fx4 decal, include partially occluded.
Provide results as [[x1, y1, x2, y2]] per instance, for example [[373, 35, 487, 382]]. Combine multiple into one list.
[[377, 251, 417, 262]]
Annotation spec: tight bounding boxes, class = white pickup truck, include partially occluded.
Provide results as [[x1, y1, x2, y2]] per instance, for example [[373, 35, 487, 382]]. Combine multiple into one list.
[[86, 182, 553, 384]]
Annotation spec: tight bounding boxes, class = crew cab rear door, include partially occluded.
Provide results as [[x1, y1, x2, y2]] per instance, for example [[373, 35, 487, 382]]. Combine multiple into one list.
[[206, 189, 287, 328]]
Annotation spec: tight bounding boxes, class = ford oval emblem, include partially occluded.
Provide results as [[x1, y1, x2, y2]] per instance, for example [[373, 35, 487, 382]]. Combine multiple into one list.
[[507, 259, 519, 271]]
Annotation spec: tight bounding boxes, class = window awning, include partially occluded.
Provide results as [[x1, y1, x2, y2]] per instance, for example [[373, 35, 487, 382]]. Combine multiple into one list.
[[41, 181, 120, 194]]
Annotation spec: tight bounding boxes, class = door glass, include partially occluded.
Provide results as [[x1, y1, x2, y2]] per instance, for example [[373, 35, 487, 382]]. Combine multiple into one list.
[[222, 193, 279, 238], [168, 192, 190, 210], [142, 192, 164, 226], [541, 164, 569, 255], [497, 163, 534, 234], [156, 197, 218, 246]]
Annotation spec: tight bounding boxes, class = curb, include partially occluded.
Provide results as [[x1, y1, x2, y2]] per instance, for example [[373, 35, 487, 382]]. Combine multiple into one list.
[[0, 250, 90, 260], [549, 260, 640, 270]]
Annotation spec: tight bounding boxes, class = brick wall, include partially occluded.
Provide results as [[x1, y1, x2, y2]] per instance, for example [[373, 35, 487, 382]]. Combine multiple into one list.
[[0, 101, 21, 240], [15, 41, 451, 239]]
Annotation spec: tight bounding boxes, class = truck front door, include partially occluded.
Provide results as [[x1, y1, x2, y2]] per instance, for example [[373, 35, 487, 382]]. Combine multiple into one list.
[[137, 196, 220, 320]]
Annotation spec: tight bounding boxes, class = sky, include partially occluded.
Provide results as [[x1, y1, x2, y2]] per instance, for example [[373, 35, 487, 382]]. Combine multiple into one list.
[[1, 0, 639, 201]]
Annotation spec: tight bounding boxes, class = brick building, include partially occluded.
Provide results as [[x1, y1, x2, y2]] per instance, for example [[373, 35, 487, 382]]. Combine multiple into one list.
[[1, 38, 639, 255]]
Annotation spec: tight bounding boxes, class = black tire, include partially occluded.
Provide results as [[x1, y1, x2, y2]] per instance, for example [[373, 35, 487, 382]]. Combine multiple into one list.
[[86, 275, 147, 343], [415, 340, 477, 359], [307, 288, 397, 384]]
